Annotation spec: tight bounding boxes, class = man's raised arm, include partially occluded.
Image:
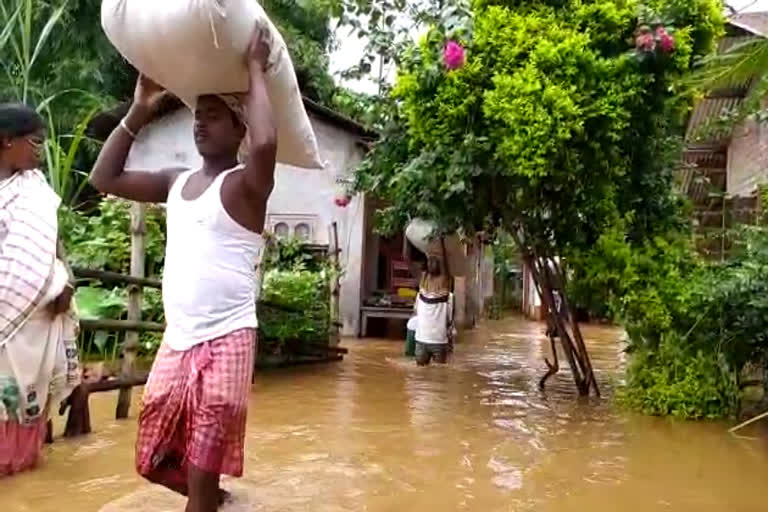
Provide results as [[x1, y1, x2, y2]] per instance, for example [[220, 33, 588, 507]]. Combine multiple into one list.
[[241, 29, 278, 203], [90, 75, 183, 203]]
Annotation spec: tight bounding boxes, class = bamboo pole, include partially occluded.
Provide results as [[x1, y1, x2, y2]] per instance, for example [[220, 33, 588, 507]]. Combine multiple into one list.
[[116, 202, 146, 419], [729, 410, 768, 434], [61, 376, 150, 439], [330, 222, 341, 346], [88, 375, 149, 393], [80, 319, 164, 332], [72, 267, 161, 289]]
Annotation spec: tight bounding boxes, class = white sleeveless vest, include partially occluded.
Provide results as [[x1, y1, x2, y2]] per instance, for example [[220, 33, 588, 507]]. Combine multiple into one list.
[[162, 167, 265, 351]]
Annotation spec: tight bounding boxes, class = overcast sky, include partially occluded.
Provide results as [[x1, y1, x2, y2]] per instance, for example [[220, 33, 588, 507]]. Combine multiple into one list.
[[329, 14, 409, 94], [330, 1, 768, 94], [731, 0, 768, 11]]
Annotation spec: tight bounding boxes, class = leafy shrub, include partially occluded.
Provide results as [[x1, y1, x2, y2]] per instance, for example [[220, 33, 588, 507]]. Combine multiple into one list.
[[579, 225, 768, 418], [263, 235, 327, 272], [619, 335, 739, 419], [258, 269, 331, 351], [60, 198, 166, 277], [74, 285, 166, 361], [64, 198, 167, 362]]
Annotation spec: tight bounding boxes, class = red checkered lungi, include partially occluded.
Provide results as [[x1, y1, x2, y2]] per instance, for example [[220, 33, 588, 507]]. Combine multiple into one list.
[[135, 328, 255, 479]]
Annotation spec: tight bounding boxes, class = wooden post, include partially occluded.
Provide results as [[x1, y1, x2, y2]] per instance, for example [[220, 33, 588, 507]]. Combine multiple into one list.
[[63, 384, 92, 437], [330, 222, 341, 346], [116, 202, 146, 419]]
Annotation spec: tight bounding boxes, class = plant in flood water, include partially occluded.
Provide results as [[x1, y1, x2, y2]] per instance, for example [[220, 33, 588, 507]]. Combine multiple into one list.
[[258, 269, 331, 351], [352, 0, 723, 396], [593, 225, 768, 418], [619, 338, 739, 419]]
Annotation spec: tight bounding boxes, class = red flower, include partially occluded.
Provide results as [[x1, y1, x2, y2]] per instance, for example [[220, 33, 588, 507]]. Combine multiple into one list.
[[656, 26, 675, 53], [334, 195, 351, 208]]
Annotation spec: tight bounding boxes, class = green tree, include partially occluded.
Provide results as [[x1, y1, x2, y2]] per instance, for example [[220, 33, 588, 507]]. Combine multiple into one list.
[[353, 0, 723, 396]]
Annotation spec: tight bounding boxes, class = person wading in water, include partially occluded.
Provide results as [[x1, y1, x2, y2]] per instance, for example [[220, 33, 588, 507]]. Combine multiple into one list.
[[90, 28, 276, 512], [413, 252, 454, 366], [0, 104, 80, 477]]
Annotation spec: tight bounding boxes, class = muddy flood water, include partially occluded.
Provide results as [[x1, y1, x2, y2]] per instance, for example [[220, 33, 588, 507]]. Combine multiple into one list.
[[3, 316, 768, 511]]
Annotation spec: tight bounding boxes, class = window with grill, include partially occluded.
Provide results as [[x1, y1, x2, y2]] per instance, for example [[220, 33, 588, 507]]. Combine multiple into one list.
[[267, 214, 317, 242]]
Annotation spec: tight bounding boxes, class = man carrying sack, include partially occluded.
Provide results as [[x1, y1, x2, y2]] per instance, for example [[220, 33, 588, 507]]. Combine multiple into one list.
[[406, 237, 456, 365], [90, 29, 275, 512]]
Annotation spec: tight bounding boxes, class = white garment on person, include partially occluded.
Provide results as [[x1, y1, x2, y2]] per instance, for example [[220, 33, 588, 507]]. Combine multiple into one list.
[[162, 167, 265, 351], [0, 169, 80, 425], [414, 292, 453, 345], [0, 169, 59, 343], [0, 260, 80, 424], [407, 316, 418, 332]]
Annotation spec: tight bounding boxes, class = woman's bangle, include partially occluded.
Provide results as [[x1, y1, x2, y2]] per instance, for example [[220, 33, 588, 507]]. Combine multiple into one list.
[[120, 118, 137, 139]]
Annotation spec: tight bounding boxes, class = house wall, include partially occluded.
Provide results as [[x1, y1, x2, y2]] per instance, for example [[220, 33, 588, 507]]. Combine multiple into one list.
[[521, 264, 543, 320], [267, 119, 366, 336], [728, 118, 768, 197], [361, 199, 380, 301], [124, 109, 367, 336]]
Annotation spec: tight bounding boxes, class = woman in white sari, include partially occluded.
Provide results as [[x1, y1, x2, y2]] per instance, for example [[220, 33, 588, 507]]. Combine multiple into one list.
[[0, 104, 80, 477]]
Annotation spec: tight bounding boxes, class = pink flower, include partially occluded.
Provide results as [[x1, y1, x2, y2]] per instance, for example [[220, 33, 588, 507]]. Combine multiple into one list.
[[443, 41, 465, 70], [656, 26, 675, 53], [635, 31, 655, 52]]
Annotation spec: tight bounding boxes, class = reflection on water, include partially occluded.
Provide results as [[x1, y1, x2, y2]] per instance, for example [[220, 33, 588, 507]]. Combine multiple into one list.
[[2, 316, 768, 511]]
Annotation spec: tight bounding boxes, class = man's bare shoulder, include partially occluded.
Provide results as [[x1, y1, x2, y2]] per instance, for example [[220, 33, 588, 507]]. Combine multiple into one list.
[[160, 167, 190, 186]]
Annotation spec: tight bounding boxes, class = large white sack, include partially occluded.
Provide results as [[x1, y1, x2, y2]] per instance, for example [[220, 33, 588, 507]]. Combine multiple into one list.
[[101, 0, 323, 170], [405, 219, 466, 276]]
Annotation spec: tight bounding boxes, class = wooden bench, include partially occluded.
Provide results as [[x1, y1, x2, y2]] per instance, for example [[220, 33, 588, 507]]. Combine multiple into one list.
[[359, 306, 412, 337]]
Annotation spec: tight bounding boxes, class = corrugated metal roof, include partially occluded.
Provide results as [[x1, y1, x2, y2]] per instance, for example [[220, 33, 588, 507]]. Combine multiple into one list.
[[680, 144, 727, 204], [685, 95, 744, 143], [683, 18, 768, 144], [729, 12, 768, 37], [718, 34, 757, 53], [679, 165, 727, 202], [683, 147, 727, 168]]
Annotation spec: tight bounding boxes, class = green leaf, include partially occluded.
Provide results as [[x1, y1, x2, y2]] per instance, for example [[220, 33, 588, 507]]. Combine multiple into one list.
[[0, 2, 22, 54], [74, 286, 128, 320], [29, 2, 67, 71]]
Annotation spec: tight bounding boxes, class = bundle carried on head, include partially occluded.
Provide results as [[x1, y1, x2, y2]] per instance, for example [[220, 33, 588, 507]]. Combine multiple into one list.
[[101, 0, 323, 170], [405, 218, 466, 277]]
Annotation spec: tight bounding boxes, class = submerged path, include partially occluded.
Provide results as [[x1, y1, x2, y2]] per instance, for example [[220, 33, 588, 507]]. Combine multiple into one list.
[[3, 316, 768, 511]]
